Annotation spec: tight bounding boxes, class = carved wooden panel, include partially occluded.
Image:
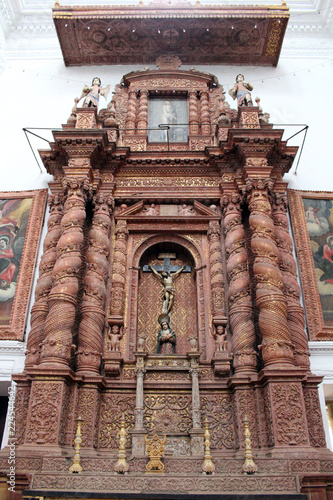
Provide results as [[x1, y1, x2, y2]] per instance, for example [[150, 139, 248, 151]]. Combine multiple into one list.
[[98, 392, 135, 450], [53, 4, 289, 67]]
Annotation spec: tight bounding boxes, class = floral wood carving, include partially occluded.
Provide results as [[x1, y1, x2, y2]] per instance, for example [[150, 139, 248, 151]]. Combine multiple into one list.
[[144, 394, 192, 435], [200, 394, 235, 450], [98, 393, 135, 449]]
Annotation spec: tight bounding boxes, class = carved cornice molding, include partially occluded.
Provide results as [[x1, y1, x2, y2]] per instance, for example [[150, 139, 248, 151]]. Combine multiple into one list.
[[0, 340, 26, 354]]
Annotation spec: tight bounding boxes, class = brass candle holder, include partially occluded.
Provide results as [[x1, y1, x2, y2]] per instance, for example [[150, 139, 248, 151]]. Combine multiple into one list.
[[242, 413, 258, 474], [202, 417, 215, 474], [114, 413, 129, 474], [69, 416, 83, 474]]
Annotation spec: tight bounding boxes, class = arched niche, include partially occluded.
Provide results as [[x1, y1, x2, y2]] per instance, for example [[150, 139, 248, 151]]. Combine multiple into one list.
[[138, 242, 195, 355], [127, 233, 209, 360]]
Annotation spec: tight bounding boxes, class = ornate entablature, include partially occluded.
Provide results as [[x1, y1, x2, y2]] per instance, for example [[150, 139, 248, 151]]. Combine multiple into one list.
[[4, 62, 333, 499], [53, 1, 289, 67]]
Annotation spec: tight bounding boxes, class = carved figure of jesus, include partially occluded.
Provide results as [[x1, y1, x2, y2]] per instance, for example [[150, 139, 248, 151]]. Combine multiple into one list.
[[149, 264, 185, 314]]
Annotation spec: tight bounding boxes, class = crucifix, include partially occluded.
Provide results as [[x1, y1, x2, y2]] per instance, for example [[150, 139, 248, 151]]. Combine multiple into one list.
[[143, 253, 191, 314]]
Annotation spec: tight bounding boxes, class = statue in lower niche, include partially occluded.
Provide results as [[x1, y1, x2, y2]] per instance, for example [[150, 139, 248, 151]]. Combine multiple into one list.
[[107, 324, 124, 352], [157, 314, 176, 354], [212, 324, 227, 352], [228, 74, 253, 107]]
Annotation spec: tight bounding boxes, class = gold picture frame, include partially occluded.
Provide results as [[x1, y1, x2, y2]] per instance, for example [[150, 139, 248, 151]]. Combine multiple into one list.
[[0, 189, 47, 341], [288, 189, 333, 340]]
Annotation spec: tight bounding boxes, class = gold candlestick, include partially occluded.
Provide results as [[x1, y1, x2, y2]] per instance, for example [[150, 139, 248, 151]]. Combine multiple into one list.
[[242, 413, 258, 474], [69, 416, 83, 474], [114, 413, 129, 474], [201, 417, 215, 474]]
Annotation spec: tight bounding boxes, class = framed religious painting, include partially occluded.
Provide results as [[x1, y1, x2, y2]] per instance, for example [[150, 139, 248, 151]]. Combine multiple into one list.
[[288, 189, 333, 340], [148, 97, 188, 143], [0, 189, 47, 341]]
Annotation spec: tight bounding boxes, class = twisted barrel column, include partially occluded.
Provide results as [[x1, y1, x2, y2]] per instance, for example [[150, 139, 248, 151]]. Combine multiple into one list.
[[221, 190, 257, 373], [199, 91, 211, 136], [207, 220, 226, 321], [76, 193, 114, 374], [244, 175, 294, 368], [189, 90, 199, 135], [40, 175, 91, 368], [137, 89, 148, 135], [108, 220, 129, 325], [25, 194, 63, 368], [272, 192, 310, 370], [126, 90, 137, 135]]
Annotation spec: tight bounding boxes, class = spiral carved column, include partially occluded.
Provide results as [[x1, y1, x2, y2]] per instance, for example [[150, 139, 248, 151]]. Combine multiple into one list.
[[76, 193, 114, 374], [244, 174, 294, 368], [108, 220, 129, 326], [126, 90, 137, 135], [40, 175, 91, 367], [271, 191, 310, 370], [221, 191, 257, 373], [189, 90, 199, 135], [207, 221, 226, 318], [199, 91, 211, 136], [137, 90, 148, 135], [25, 194, 64, 368]]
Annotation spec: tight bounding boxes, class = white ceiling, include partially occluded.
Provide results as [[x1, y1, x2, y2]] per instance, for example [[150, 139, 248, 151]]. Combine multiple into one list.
[[1, 0, 333, 61]]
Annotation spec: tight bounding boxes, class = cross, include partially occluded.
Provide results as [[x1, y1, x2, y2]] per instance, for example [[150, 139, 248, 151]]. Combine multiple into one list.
[[142, 253, 191, 274]]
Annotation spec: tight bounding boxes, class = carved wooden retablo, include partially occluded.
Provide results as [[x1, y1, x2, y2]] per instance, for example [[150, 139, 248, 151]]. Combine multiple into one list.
[[3, 54, 333, 500]]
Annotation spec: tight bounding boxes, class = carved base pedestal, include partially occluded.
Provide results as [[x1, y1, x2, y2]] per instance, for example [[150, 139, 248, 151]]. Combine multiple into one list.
[[130, 429, 146, 457], [258, 369, 312, 450], [103, 352, 122, 377], [189, 428, 204, 456], [213, 352, 233, 376]]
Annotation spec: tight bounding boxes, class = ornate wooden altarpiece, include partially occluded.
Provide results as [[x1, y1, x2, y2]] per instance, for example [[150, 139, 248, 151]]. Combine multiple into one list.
[[2, 59, 333, 499]]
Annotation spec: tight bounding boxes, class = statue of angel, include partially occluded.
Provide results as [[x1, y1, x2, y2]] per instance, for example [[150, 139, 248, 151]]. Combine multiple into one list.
[[228, 74, 253, 107], [80, 77, 110, 110]]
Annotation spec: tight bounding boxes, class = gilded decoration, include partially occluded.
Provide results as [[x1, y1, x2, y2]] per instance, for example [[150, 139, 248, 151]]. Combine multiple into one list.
[[144, 394, 192, 435]]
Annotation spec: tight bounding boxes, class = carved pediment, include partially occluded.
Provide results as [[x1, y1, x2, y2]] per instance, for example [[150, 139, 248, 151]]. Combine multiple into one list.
[[115, 201, 220, 220]]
